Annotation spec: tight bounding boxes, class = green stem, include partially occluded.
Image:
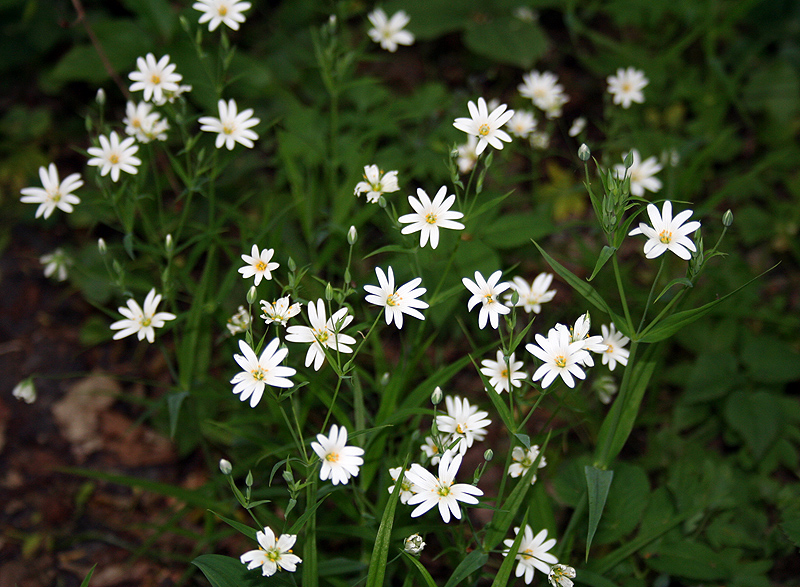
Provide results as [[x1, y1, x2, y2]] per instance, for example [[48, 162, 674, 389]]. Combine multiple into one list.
[[611, 254, 633, 331], [637, 256, 667, 333]]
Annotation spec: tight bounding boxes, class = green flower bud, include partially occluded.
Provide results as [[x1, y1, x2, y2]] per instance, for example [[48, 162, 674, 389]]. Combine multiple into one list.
[[484, 449, 494, 462], [219, 459, 232, 475], [246, 286, 257, 305], [722, 209, 733, 227], [347, 225, 357, 245], [431, 386, 443, 405], [578, 143, 591, 161], [98, 238, 107, 255]]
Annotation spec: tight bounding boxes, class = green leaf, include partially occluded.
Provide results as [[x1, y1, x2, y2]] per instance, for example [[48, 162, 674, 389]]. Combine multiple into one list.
[[464, 15, 547, 68], [363, 244, 416, 259], [585, 465, 614, 560], [480, 212, 555, 249], [645, 541, 736, 581], [724, 391, 784, 459], [571, 568, 621, 587], [588, 246, 616, 281], [442, 549, 489, 587], [741, 335, 800, 383], [402, 551, 439, 587], [654, 277, 693, 303], [79, 564, 97, 587], [209, 510, 258, 541], [593, 463, 650, 545], [682, 352, 738, 404], [491, 508, 529, 587], [192, 554, 285, 587], [167, 390, 188, 439], [365, 456, 407, 587], [780, 516, 800, 548]]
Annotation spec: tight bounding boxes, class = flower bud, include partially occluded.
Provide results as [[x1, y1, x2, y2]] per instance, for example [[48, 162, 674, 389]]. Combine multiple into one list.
[[246, 286, 258, 305], [288, 257, 297, 272], [95, 88, 106, 106], [324, 282, 333, 301], [98, 238, 107, 255], [12, 378, 37, 404], [347, 225, 357, 245], [484, 449, 494, 462], [165, 233, 174, 254], [245, 470, 254, 487], [578, 143, 591, 161], [282, 469, 295, 485], [722, 209, 733, 227], [431, 386, 443, 405], [623, 150, 634, 169], [404, 533, 426, 555], [219, 459, 232, 475], [380, 372, 390, 386]]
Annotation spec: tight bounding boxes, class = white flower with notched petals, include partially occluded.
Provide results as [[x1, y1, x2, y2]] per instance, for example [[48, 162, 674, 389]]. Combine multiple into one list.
[[123, 101, 169, 143], [238, 245, 279, 285], [364, 266, 428, 329], [456, 135, 480, 174], [230, 339, 295, 408], [453, 97, 514, 155], [614, 149, 663, 196], [508, 445, 547, 484], [193, 0, 251, 31], [311, 424, 364, 485], [110, 289, 176, 343], [503, 526, 559, 585], [285, 299, 356, 371], [398, 186, 465, 249], [421, 435, 443, 465], [526, 327, 591, 389], [405, 449, 484, 523], [462, 270, 511, 330], [549, 564, 577, 587], [518, 71, 568, 118], [480, 351, 526, 394], [597, 323, 629, 371], [128, 53, 183, 104], [388, 467, 416, 504], [607, 67, 648, 109], [226, 306, 251, 336], [40, 248, 72, 282], [367, 9, 414, 52], [354, 164, 399, 203], [199, 99, 260, 150], [436, 395, 491, 455], [261, 297, 302, 326], [20, 164, 82, 219], [87, 131, 141, 182], [508, 110, 537, 139], [557, 312, 606, 368], [504, 273, 556, 314], [240, 526, 301, 577], [628, 200, 701, 260]]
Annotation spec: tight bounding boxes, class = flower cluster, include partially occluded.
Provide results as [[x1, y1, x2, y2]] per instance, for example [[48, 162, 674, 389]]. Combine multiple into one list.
[[518, 70, 569, 119]]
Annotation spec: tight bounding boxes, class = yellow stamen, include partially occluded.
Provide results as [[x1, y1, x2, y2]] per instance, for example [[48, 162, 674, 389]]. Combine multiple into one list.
[[659, 230, 672, 244], [555, 355, 567, 368], [425, 213, 437, 224], [478, 123, 490, 136]]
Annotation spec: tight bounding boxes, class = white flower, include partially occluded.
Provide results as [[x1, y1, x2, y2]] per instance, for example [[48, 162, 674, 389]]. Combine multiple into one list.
[[193, 0, 251, 31], [568, 117, 586, 137], [503, 526, 558, 585], [614, 149, 663, 196], [480, 351, 526, 394], [526, 327, 591, 388], [530, 130, 550, 150], [508, 110, 537, 139], [456, 135, 480, 174], [388, 467, 416, 504], [87, 131, 142, 182], [20, 164, 82, 219], [405, 449, 484, 523], [607, 67, 648, 109], [597, 323, 629, 371], [404, 533, 426, 555], [436, 395, 491, 455], [199, 99, 260, 150], [354, 165, 399, 203], [398, 186, 465, 249], [219, 458, 233, 475], [558, 312, 606, 368], [364, 266, 428, 329], [311, 424, 364, 485], [12, 378, 37, 404], [238, 245, 279, 285], [504, 273, 556, 314], [462, 270, 511, 330], [123, 101, 168, 143], [110, 288, 176, 343], [261, 297, 302, 326], [508, 445, 547, 484], [40, 248, 71, 282], [226, 306, 251, 335], [367, 9, 414, 52], [518, 71, 568, 118], [628, 200, 701, 260], [453, 97, 514, 155], [549, 564, 577, 587], [240, 526, 301, 577], [594, 374, 618, 404], [285, 299, 356, 371], [421, 436, 443, 465], [230, 339, 295, 407], [128, 53, 183, 104]]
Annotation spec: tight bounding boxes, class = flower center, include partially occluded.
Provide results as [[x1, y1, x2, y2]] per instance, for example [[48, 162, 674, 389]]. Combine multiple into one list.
[[314, 329, 330, 344], [478, 123, 491, 136], [151, 74, 161, 85], [266, 548, 280, 562], [455, 423, 466, 434], [52, 192, 62, 202], [218, 5, 228, 16], [387, 293, 400, 307], [141, 317, 152, 327], [255, 261, 267, 272], [109, 154, 120, 164], [223, 124, 234, 135], [484, 294, 494, 304], [501, 368, 509, 378], [425, 212, 437, 224], [326, 452, 339, 463], [659, 230, 673, 244], [554, 355, 567, 368], [251, 368, 266, 381], [621, 82, 631, 93], [521, 456, 533, 467], [606, 344, 614, 354], [436, 482, 452, 497]]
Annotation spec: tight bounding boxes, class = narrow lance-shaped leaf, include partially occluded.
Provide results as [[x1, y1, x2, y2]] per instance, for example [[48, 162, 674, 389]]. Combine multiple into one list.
[[365, 456, 409, 587], [491, 507, 531, 587], [585, 465, 614, 560], [402, 551, 439, 587], [588, 245, 617, 281], [443, 549, 489, 587]]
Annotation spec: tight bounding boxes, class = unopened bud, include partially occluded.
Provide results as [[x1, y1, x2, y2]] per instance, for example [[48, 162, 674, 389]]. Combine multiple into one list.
[[510, 289, 520, 306], [219, 459, 232, 475], [325, 282, 333, 301], [578, 143, 591, 161], [548, 564, 577, 587], [623, 150, 634, 168], [98, 238, 107, 255], [404, 533, 425, 555], [484, 449, 494, 462], [246, 286, 258, 305], [288, 257, 297, 272], [282, 469, 294, 485], [431, 386, 443, 405], [95, 88, 106, 106], [12, 378, 37, 404], [165, 233, 174, 254], [380, 372, 390, 386], [347, 225, 357, 245], [722, 209, 733, 227], [245, 470, 254, 487]]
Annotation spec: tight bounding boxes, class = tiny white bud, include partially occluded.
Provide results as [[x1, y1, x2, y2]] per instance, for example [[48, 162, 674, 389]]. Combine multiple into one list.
[[98, 238, 107, 255], [95, 88, 106, 106], [12, 378, 37, 404], [347, 225, 357, 245], [431, 386, 443, 405], [722, 209, 733, 227], [219, 459, 232, 475], [484, 449, 494, 461], [380, 372, 391, 386], [578, 143, 591, 161], [404, 533, 425, 555], [165, 233, 174, 254], [246, 286, 258, 305], [325, 283, 333, 301]]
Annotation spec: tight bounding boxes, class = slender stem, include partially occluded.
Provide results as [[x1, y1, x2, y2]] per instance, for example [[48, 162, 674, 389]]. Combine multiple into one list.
[[611, 255, 633, 330], [637, 256, 667, 333]]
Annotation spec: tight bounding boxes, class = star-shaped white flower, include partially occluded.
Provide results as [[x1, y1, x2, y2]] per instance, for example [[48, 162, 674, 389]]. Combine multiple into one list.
[[364, 266, 428, 329], [614, 149, 663, 196], [558, 312, 606, 368], [128, 53, 183, 104], [453, 97, 514, 155], [436, 395, 491, 455], [238, 245, 279, 285], [549, 564, 577, 587], [607, 66, 648, 109], [354, 164, 399, 203], [526, 327, 591, 389], [518, 71, 569, 118], [628, 200, 701, 260], [569, 117, 586, 137], [456, 135, 480, 174], [225, 306, 251, 335], [480, 350, 526, 394], [230, 339, 295, 408], [367, 9, 415, 52], [311, 424, 364, 485], [110, 288, 176, 343], [123, 101, 169, 143], [199, 99, 260, 150], [193, 0, 251, 31], [398, 186, 465, 249], [504, 273, 556, 314], [20, 163, 82, 219], [508, 445, 547, 485], [420, 435, 443, 465], [405, 449, 484, 523], [40, 249, 72, 282], [87, 131, 142, 182], [388, 467, 416, 504], [240, 526, 302, 577], [261, 296, 302, 326], [503, 525, 559, 585], [285, 299, 356, 371], [507, 110, 538, 139], [462, 270, 511, 330], [597, 323, 630, 371]]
